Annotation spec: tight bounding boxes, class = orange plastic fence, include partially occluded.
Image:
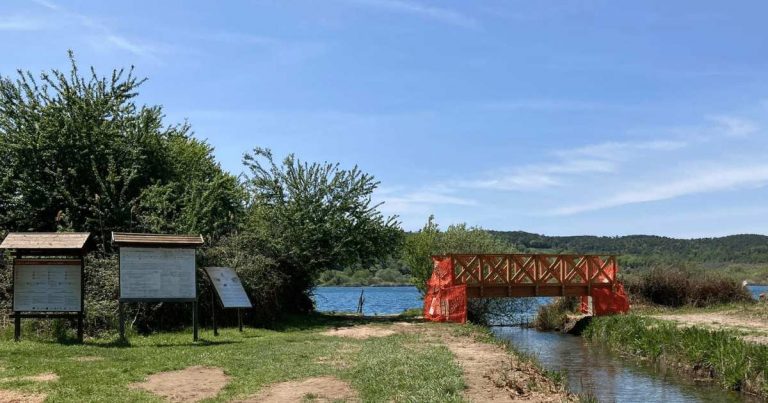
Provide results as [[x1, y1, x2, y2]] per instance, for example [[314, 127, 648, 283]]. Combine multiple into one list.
[[423, 256, 467, 323]]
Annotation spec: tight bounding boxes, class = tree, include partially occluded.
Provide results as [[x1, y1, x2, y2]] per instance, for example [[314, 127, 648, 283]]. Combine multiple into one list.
[[404, 216, 512, 294], [242, 147, 402, 312], [0, 51, 241, 247]]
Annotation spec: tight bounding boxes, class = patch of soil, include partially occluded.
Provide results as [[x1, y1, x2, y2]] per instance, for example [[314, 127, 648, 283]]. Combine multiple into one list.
[[129, 366, 229, 402], [237, 376, 358, 403], [654, 313, 768, 344], [0, 389, 47, 403], [440, 333, 573, 402], [321, 325, 397, 339], [20, 373, 59, 382], [71, 356, 103, 362]]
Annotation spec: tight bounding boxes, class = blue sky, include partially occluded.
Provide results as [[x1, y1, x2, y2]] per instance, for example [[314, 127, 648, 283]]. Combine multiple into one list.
[[2, 0, 768, 237]]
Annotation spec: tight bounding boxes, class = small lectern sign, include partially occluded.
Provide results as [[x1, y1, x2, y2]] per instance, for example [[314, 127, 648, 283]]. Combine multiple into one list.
[[14, 259, 82, 312], [119, 247, 196, 300], [204, 267, 252, 308]]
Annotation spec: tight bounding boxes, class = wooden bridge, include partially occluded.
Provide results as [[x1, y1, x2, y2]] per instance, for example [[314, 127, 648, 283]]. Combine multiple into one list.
[[440, 254, 619, 298]]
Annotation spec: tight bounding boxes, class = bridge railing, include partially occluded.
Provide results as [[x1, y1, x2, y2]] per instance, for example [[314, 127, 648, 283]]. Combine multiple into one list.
[[433, 254, 619, 298]]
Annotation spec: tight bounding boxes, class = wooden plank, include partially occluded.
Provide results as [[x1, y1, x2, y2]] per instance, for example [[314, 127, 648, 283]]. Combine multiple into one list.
[[466, 284, 612, 298], [0, 233, 90, 250], [112, 232, 204, 247]]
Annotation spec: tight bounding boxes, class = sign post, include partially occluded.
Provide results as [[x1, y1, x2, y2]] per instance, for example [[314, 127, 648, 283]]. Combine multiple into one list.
[[112, 233, 204, 342], [203, 267, 252, 335], [0, 233, 91, 343]]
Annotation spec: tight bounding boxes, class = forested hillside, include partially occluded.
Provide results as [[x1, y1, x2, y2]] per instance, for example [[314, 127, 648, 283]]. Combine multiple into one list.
[[490, 231, 768, 269]]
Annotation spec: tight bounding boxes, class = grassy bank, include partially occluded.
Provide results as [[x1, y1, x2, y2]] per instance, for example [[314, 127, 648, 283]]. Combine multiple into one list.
[[584, 314, 768, 398], [0, 315, 465, 402]]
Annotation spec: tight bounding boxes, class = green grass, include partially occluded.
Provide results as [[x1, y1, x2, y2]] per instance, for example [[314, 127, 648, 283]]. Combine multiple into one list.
[[584, 314, 768, 398], [0, 315, 465, 402]]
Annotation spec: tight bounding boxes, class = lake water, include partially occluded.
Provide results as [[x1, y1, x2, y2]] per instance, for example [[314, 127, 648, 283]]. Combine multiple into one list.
[[313, 286, 422, 315], [748, 285, 767, 299], [314, 285, 756, 402]]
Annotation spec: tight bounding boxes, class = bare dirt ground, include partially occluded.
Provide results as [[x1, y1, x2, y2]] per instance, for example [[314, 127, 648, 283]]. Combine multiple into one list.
[[71, 356, 103, 362], [236, 376, 359, 403], [129, 366, 230, 402], [325, 321, 573, 402], [652, 311, 768, 345], [19, 373, 59, 382], [0, 389, 47, 403], [321, 325, 397, 339]]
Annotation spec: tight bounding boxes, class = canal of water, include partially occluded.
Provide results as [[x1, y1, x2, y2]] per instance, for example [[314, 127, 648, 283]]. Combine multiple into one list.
[[313, 285, 765, 402]]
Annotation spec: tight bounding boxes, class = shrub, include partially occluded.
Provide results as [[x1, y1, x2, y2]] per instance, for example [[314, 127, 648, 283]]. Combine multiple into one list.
[[532, 297, 580, 331], [626, 266, 753, 307]]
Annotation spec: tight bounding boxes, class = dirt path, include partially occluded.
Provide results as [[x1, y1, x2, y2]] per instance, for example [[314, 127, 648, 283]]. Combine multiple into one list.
[[323, 321, 573, 402], [652, 312, 768, 345]]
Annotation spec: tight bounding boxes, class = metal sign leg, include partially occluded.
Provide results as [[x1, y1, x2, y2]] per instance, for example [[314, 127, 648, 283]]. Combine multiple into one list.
[[77, 313, 84, 343], [238, 308, 243, 332], [14, 315, 20, 342], [119, 302, 126, 340], [212, 292, 218, 337], [193, 300, 199, 342]]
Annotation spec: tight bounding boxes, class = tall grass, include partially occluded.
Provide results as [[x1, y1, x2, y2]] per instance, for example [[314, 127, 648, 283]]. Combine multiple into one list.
[[623, 266, 753, 307], [585, 315, 768, 397], [532, 297, 580, 331]]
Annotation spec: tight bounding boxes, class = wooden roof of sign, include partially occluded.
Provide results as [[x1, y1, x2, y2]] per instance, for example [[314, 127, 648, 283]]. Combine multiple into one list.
[[0, 232, 92, 251], [111, 232, 204, 247]]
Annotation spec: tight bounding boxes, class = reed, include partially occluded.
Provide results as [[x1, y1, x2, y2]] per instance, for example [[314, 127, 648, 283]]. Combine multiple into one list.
[[584, 315, 768, 397]]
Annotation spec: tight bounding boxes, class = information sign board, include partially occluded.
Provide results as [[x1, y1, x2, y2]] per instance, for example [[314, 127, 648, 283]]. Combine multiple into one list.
[[14, 259, 82, 312], [204, 267, 252, 308], [119, 247, 196, 300]]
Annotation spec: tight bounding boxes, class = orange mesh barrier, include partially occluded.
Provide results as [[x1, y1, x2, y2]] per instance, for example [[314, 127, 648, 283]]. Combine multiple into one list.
[[423, 257, 467, 323]]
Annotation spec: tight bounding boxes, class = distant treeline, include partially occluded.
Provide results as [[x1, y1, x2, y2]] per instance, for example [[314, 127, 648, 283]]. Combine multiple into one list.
[[490, 231, 768, 269]]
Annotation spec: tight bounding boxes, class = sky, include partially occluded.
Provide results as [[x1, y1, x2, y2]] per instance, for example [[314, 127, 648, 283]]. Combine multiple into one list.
[[2, 0, 768, 238]]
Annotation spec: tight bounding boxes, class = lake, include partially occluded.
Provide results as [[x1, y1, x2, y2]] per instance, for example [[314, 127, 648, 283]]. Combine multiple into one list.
[[313, 286, 423, 315]]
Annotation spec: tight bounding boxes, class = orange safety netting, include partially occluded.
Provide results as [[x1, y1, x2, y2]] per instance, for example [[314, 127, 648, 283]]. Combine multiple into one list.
[[423, 256, 467, 323], [580, 260, 630, 315]]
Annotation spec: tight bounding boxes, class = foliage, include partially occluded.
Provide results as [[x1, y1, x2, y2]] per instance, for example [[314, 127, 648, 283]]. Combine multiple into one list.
[[0, 51, 241, 246], [242, 147, 403, 312], [532, 297, 580, 331], [317, 257, 411, 286], [404, 215, 512, 294], [491, 231, 768, 271], [623, 266, 753, 307], [585, 315, 768, 397]]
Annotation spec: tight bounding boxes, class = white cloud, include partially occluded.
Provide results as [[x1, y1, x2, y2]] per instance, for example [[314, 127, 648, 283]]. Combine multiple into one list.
[[563, 140, 688, 158], [0, 15, 46, 31], [708, 115, 759, 137], [343, 0, 479, 28], [464, 159, 615, 191], [31, 0, 161, 59], [552, 164, 768, 215], [482, 99, 611, 111]]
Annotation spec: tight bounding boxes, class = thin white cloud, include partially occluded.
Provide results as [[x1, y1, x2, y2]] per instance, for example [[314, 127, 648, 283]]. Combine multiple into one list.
[[0, 15, 45, 31], [562, 139, 688, 159], [708, 115, 759, 137], [552, 164, 768, 215], [482, 99, 612, 111], [464, 159, 615, 191], [31, 0, 161, 59], [343, 0, 479, 28]]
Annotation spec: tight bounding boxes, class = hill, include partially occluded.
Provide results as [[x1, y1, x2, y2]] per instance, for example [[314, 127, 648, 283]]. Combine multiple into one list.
[[489, 231, 768, 270]]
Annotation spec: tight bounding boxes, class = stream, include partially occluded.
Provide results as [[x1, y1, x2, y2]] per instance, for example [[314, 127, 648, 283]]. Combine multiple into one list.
[[314, 286, 763, 402]]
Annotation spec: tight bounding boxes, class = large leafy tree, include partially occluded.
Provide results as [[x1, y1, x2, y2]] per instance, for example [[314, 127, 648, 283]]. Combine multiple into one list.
[[0, 52, 241, 246], [243, 148, 402, 311]]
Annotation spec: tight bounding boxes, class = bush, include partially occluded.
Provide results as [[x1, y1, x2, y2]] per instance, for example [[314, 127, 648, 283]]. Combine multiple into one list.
[[625, 266, 753, 307], [532, 297, 580, 331]]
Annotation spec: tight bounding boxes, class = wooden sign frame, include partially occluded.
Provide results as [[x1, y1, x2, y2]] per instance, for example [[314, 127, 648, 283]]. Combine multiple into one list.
[[113, 232, 204, 342], [0, 232, 91, 343]]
